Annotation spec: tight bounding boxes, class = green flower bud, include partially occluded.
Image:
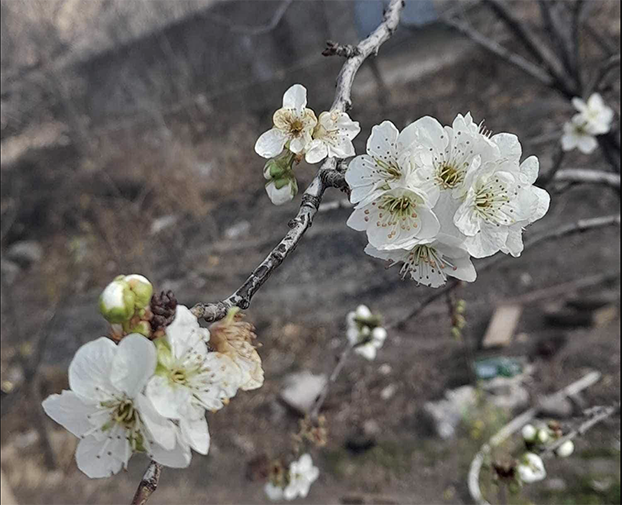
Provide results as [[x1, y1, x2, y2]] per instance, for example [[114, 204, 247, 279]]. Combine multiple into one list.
[[263, 150, 296, 180], [99, 277, 136, 323], [124, 274, 153, 310], [451, 327, 462, 340]]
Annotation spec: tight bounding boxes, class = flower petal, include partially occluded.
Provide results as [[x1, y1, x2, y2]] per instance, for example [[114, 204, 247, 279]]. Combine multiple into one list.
[[136, 393, 177, 451], [255, 129, 288, 159], [145, 374, 191, 420], [75, 435, 124, 478], [367, 121, 399, 163], [69, 337, 117, 400], [179, 411, 210, 455], [304, 139, 328, 164], [282, 84, 307, 110], [42, 390, 99, 437], [111, 334, 156, 399]]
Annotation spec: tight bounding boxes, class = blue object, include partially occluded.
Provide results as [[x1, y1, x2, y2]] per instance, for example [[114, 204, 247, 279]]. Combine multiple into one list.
[[354, 0, 439, 38]]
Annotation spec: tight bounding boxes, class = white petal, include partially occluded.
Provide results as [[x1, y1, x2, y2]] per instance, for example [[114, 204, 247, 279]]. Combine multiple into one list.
[[519, 156, 540, 185], [111, 334, 156, 398], [346, 207, 369, 232], [265, 483, 285, 501], [304, 139, 328, 164], [492, 133, 522, 163], [255, 129, 288, 159], [75, 435, 124, 478], [530, 186, 550, 223], [453, 193, 481, 237], [367, 121, 399, 162], [145, 375, 191, 420], [355, 344, 377, 360], [282, 84, 307, 110], [447, 255, 477, 282], [136, 393, 177, 451], [42, 390, 99, 437], [572, 97, 587, 113], [465, 224, 509, 258], [288, 134, 311, 154], [149, 438, 192, 469], [69, 337, 117, 400], [180, 411, 210, 455], [167, 305, 209, 360], [577, 134, 598, 154], [266, 179, 296, 206]]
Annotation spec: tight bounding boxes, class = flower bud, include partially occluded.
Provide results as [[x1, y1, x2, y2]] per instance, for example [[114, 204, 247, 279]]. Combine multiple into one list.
[[537, 429, 550, 444], [522, 424, 537, 443], [263, 150, 295, 180], [355, 305, 372, 320], [265, 175, 298, 206], [99, 276, 136, 323], [124, 274, 153, 309], [372, 327, 387, 342], [556, 440, 574, 458]]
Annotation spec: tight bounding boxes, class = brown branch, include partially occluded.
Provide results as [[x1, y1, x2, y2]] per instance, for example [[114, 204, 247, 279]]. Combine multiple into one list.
[[191, 0, 404, 323], [309, 341, 355, 421], [540, 402, 621, 459], [130, 3, 405, 503], [131, 461, 162, 505]]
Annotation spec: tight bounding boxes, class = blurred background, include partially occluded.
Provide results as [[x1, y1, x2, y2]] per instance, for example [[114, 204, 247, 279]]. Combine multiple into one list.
[[0, 1, 620, 503]]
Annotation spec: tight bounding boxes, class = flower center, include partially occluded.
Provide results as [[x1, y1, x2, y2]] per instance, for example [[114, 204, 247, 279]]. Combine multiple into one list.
[[113, 399, 138, 428], [171, 368, 188, 384], [436, 163, 464, 189], [474, 177, 515, 225], [288, 118, 304, 136], [375, 158, 402, 180]]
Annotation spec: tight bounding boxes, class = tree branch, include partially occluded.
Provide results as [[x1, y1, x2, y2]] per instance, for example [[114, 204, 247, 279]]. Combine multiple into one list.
[[191, 0, 404, 323], [443, 17, 554, 88], [131, 461, 162, 505], [540, 403, 621, 459], [552, 168, 620, 189], [468, 370, 603, 505], [390, 214, 620, 330]]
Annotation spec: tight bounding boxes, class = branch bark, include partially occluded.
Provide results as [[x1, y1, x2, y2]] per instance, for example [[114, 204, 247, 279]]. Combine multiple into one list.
[[191, 0, 404, 323], [131, 461, 162, 505]]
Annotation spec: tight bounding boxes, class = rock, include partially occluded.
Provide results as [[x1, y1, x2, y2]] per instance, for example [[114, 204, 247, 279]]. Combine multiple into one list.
[[150, 214, 178, 235], [423, 385, 478, 440], [224, 220, 251, 240], [545, 478, 568, 492], [380, 383, 397, 400], [538, 395, 573, 419], [1, 259, 20, 285], [482, 376, 530, 411], [6, 240, 43, 267], [279, 371, 327, 415]]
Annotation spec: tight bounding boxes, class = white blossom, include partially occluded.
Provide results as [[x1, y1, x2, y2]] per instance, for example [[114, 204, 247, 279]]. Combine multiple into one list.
[[305, 110, 360, 164], [146, 306, 243, 455], [265, 482, 285, 501], [42, 335, 190, 478], [556, 440, 575, 458], [265, 175, 298, 206], [255, 84, 317, 158], [517, 452, 547, 484], [354, 326, 387, 361], [522, 424, 537, 443], [283, 454, 320, 500], [572, 93, 614, 135], [561, 116, 600, 154], [347, 186, 440, 250], [364, 236, 476, 288], [562, 93, 614, 154]]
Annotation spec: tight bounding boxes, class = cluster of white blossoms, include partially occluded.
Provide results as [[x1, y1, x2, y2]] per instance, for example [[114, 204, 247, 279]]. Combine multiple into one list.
[[265, 454, 320, 501], [346, 305, 387, 360], [42, 276, 263, 478], [346, 114, 550, 287], [561, 93, 614, 154], [517, 423, 575, 485], [255, 84, 360, 205]]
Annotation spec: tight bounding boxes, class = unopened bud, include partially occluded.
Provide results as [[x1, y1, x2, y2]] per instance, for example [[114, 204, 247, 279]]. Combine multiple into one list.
[[99, 276, 136, 323], [556, 440, 574, 458], [263, 150, 295, 180], [355, 305, 373, 320], [265, 175, 298, 206], [451, 327, 462, 339], [372, 326, 387, 342], [537, 429, 550, 444], [125, 274, 153, 309], [522, 424, 537, 443]]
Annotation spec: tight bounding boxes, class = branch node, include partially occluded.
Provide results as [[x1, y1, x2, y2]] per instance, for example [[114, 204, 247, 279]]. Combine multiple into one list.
[[322, 40, 360, 58]]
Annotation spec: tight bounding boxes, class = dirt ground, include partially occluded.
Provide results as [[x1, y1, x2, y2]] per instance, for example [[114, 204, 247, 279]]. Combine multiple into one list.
[[1, 7, 621, 505]]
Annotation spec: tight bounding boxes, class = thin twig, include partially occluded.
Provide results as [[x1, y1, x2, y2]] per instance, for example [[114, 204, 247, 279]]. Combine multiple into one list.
[[203, 0, 293, 36], [131, 461, 162, 505], [443, 17, 554, 88], [309, 342, 355, 422], [588, 54, 622, 96], [468, 371, 602, 505], [190, 0, 404, 323], [541, 403, 621, 459]]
